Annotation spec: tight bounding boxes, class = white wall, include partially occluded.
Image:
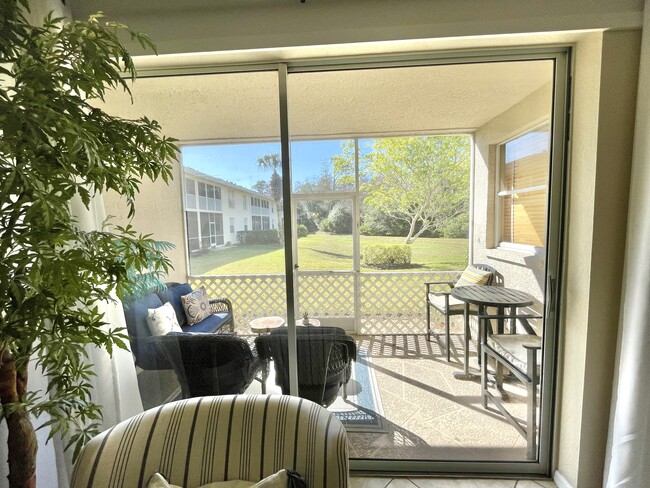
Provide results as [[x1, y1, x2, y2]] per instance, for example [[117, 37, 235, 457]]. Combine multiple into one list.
[[65, 1, 646, 486], [69, 0, 643, 55], [472, 82, 553, 307]]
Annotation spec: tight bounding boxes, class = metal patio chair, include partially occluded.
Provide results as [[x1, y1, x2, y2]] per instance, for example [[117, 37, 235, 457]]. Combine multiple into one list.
[[425, 263, 497, 360]]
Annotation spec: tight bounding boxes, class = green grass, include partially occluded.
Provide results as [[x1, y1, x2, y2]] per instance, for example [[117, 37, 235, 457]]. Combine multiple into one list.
[[190, 233, 467, 275]]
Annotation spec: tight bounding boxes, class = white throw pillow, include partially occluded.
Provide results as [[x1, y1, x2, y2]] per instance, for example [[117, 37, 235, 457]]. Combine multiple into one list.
[[147, 469, 293, 488], [146, 302, 183, 336]]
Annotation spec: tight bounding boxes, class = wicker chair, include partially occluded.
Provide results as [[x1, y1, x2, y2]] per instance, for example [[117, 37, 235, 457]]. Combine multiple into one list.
[[425, 263, 497, 361], [157, 333, 267, 398], [255, 326, 357, 407], [71, 395, 350, 488]]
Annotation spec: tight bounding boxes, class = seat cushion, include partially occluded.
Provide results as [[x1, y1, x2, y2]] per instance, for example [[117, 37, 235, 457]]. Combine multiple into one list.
[[455, 265, 493, 287], [156, 283, 192, 327], [181, 312, 230, 333], [427, 293, 465, 313], [487, 334, 542, 372]]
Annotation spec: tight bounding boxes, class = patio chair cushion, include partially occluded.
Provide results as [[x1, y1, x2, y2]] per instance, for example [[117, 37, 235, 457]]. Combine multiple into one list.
[[487, 334, 542, 372], [146, 302, 183, 336], [156, 282, 192, 327], [427, 293, 466, 313], [181, 286, 211, 325], [455, 265, 494, 287], [181, 312, 230, 333]]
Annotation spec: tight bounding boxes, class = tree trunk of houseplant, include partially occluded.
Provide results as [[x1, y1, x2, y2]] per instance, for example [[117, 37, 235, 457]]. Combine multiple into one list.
[[0, 350, 37, 488]]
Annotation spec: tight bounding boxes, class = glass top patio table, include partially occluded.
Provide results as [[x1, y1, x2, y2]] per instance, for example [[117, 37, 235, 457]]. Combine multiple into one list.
[[449, 285, 535, 380]]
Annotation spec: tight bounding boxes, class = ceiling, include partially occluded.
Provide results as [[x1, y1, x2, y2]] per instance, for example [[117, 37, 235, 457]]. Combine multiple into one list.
[[101, 60, 553, 143]]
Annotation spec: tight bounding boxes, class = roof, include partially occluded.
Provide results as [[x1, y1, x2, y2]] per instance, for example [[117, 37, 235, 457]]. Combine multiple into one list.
[[184, 167, 272, 199]]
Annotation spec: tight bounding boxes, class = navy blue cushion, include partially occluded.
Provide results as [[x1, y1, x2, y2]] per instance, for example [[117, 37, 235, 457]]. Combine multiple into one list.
[[181, 312, 229, 333], [123, 292, 164, 339], [156, 283, 192, 327]]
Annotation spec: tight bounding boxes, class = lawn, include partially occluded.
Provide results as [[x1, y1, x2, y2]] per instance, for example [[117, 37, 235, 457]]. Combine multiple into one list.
[[190, 233, 467, 275]]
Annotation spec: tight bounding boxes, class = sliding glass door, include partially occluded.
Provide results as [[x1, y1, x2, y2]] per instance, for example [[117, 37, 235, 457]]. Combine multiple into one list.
[[102, 49, 569, 476]]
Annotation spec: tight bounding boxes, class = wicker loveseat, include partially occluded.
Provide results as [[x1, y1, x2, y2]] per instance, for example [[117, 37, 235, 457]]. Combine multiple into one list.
[[122, 282, 234, 370]]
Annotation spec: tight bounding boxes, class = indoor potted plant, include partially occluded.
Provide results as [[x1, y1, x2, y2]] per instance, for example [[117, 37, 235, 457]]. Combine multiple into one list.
[[0, 2, 177, 487]]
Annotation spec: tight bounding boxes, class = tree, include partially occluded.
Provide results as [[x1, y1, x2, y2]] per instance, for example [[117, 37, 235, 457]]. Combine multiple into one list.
[[251, 179, 270, 196], [363, 136, 470, 244], [0, 4, 177, 487], [256, 152, 282, 202]]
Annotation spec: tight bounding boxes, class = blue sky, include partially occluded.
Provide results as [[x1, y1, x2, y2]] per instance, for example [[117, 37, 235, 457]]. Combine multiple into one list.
[[182, 140, 347, 189], [181, 139, 373, 190]]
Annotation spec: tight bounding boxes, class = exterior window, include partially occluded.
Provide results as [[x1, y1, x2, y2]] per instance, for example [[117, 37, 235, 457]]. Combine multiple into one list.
[[186, 211, 200, 251], [498, 124, 550, 248], [185, 178, 196, 209], [252, 215, 262, 231], [244, 217, 248, 231], [262, 216, 270, 230], [200, 212, 223, 248], [228, 190, 235, 209], [229, 217, 235, 233], [198, 182, 207, 210], [243, 195, 248, 209]]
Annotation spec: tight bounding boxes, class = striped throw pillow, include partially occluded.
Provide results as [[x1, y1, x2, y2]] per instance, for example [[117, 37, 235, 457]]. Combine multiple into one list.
[[455, 265, 492, 287]]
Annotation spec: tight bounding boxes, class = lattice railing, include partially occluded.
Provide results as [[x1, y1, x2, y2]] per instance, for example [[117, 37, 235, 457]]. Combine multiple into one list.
[[190, 270, 461, 335]]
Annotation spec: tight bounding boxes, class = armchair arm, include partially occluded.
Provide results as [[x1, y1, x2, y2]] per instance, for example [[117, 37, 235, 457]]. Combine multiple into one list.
[[209, 297, 233, 315], [477, 314, 543, 336], [209, 297, 234, 332], [425, 281, 456, 295]]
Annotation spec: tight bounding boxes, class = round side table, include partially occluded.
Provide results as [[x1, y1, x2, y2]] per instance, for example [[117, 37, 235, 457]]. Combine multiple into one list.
[[250, 316, 285, 334], [296, 318, 321, 327]]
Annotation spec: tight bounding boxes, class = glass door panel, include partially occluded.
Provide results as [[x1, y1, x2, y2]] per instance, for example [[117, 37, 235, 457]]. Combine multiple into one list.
[[287, 58, 560, 470], [293, 198, 356, 330]]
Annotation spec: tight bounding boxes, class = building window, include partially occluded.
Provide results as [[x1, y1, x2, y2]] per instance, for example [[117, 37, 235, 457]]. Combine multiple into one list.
[[186, 211, 200, 251], [244, 217, 248, 231], [498, 124, 550, 248], [229, 217, 235, 234], [228, 190, 235, 209], [185, 178, 196, 209], [243, 195, 248, 209], [199, 212, 223, 248]]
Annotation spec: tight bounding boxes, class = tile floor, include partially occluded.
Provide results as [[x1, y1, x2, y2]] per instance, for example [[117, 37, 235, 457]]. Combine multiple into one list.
[[349, 477, 557, 487]]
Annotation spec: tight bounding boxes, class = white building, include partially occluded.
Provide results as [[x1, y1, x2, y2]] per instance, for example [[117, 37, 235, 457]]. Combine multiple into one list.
[[183, 167, 279, 252]]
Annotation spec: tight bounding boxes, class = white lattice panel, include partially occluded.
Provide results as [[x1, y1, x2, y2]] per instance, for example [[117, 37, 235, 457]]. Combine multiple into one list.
[[191, 270, 461, 336], [297, 272, 355, 318], [191, 274, 286, 334], [359, 271, 460, 335]]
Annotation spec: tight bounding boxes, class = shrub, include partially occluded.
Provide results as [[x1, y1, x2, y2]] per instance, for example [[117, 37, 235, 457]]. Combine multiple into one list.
[[319, 217, 331, 232], [297, 212, 319, 233], [327, 202, 352, 234], [362, 244, 412, 268], [297, 224, 309, 238], [441, 216, 469, 238], [237, 230, 281, 245], [360, 206, 409, 236]]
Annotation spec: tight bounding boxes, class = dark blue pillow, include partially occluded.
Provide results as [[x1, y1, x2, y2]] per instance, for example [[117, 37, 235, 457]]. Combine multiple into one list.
[[157, 283, 192, 327]]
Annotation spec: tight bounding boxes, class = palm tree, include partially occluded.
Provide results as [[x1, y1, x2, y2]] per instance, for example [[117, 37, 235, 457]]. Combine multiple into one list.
[[256, 153, 282, 202]]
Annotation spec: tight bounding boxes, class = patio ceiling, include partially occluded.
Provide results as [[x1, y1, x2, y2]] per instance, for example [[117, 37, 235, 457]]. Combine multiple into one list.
[[102, 60, 553, 143]]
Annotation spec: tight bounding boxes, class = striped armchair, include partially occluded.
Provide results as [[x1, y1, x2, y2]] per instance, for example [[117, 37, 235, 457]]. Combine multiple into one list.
[[71, 395, 349, 488]]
